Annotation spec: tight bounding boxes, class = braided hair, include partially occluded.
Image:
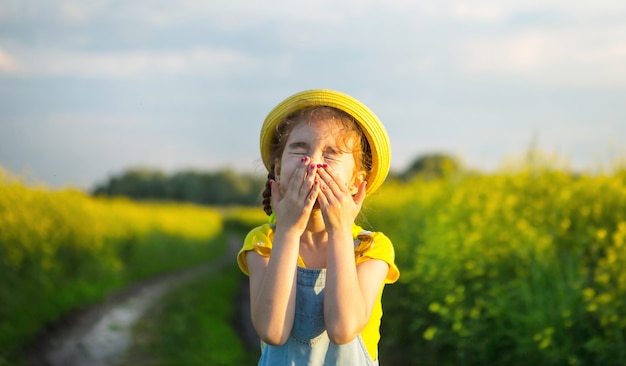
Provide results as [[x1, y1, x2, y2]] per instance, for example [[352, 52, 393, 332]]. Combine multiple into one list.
[[261, 167, 275, 216]]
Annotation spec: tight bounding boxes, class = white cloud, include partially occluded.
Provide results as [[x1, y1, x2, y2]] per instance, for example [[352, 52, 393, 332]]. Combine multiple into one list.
[[1, 0, 625, 88], [3, 0, 625, 24], [0, 0, 364, 28], [451, 3, 508, 23], [446, 0, 626, 23], [457, 22, 626, 87], [0, 0, 101, 23], [0, 48, 18, 72], [0, 45, 259, 78]]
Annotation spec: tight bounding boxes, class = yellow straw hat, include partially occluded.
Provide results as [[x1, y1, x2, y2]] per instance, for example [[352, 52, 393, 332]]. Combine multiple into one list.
[[260, 89, 391, 195]]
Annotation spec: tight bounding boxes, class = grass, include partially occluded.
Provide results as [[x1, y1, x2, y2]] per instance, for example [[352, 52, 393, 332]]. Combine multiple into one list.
[[121, 265, 260, 365], [119, 210, 267, 365]]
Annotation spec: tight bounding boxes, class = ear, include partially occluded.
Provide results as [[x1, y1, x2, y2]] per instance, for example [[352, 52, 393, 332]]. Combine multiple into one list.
[[273, 158, 281, 182], [349, 171, 366, 195]]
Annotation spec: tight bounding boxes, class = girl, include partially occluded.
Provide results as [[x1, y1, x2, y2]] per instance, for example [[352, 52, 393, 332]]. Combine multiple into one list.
[[237, 89, 399, 365]]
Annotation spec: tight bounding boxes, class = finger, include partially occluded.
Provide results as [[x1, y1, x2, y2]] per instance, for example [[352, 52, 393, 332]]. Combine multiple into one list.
[[316, 165, 348, 196], [286, 158, 310, 190], [304, 179, 320, 210], [353, 181, 367, 209], [282, 159, 313, 202], [316, 180, 330, 208], [301, 162, 317, 195], [269, 179, 282, 209]]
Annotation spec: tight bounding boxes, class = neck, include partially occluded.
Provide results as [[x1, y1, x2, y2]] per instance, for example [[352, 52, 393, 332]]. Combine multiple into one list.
[[301, 209, 327, 247]]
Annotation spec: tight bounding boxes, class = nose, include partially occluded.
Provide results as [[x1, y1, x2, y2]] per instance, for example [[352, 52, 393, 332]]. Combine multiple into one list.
[[308, 151, 324, 166]]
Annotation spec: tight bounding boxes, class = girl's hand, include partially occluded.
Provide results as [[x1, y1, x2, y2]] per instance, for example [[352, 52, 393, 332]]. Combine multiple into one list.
[[316, 164, 366, 233], [271, 157, 319, 235]]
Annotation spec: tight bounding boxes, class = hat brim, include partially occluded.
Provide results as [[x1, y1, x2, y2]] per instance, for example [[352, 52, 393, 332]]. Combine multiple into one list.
[[260, 89, 390, 195]]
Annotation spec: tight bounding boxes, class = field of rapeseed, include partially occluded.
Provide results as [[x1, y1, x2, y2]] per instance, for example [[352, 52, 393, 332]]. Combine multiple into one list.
[[0, 168, 224, 365], [367, 160, 626, 365], [3, 155, 625, 366]]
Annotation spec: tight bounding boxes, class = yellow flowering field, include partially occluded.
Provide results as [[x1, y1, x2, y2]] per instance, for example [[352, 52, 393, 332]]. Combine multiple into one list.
[[0, 168, 224, 365], [367, 162, 626, 365], [219, 205, 268, 233]]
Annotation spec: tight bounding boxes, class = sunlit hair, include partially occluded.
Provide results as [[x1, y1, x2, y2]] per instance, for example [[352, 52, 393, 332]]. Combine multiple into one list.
[[261, 106, 372, 216]]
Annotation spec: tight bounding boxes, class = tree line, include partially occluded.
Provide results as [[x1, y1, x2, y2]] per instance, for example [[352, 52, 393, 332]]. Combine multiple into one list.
[[92, 169, 267, 206], [92, 154, 461, 206]]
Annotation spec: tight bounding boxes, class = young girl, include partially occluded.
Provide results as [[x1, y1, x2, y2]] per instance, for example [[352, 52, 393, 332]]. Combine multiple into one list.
[[237, 89, 399, 365]]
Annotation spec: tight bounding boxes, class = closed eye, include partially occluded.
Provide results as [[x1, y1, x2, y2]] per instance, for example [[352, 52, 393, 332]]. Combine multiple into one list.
[[323, 147, 347, 161], [286, 142, 309, 156]]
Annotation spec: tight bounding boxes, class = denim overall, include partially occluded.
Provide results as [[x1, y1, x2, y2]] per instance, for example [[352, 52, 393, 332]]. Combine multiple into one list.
[[258, 267, 378, 366]]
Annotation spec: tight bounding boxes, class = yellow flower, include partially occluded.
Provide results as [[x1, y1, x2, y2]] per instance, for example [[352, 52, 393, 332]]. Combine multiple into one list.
[[423, 326, 438, 341], [586, 302, 598, 312], [582, 288, 595, 300], [595, 273, 610, 285], [596, 293, 612, 305], [428, 302, 441, 313], [452, 322, 463, 332], [561, 309, 571, 318]]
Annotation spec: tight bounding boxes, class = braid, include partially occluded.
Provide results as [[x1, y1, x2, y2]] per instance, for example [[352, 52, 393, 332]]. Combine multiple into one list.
[[262, 166, 275, 215]]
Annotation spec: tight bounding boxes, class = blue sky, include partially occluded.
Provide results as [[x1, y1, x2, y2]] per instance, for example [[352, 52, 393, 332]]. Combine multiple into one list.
[[1, 0, 625, 190]]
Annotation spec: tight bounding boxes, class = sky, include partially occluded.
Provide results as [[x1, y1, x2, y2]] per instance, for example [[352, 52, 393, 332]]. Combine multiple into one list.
[[1, 0, 625, 190]]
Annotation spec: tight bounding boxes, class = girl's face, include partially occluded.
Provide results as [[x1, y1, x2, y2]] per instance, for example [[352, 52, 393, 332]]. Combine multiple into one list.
[[275, 118, 363, 196]]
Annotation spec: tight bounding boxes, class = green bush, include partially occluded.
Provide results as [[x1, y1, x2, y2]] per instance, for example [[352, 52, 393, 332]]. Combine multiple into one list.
[[368, 165, 626, 365]]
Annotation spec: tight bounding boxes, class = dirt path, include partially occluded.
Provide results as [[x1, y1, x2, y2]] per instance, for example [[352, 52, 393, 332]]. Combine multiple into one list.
[[25, 237, 247, 366]]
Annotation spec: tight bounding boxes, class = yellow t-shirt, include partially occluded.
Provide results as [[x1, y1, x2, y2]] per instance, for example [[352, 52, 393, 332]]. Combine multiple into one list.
[[237, 223, 400, 361]]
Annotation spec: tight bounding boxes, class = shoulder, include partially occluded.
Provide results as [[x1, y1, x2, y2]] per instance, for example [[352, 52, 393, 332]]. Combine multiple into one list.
[[354, 227, 400, 284], [244, 224, 274, 246], [237, 224, 274, 276]]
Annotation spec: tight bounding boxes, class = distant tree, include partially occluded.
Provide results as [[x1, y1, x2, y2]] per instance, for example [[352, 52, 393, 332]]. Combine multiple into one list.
[[92, 168, 265, 206], [400, 153, 462, 181], [167, 171, 207, 203], [93, 168, 168, 199]]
